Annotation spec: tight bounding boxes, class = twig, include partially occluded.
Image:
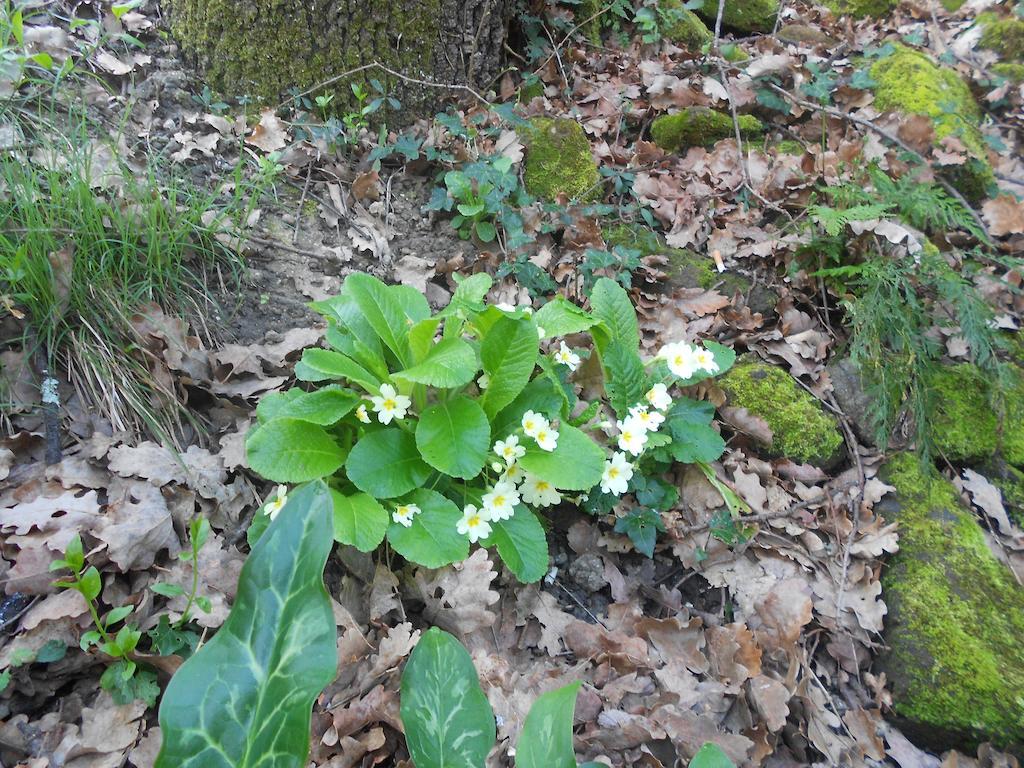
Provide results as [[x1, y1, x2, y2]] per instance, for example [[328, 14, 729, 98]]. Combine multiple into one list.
[[828, 394, 867, 638], [533, 2, 618, 77], [552, 578, 609, 629], [292, 161, 315, 244], [675, 496, 825, 535]]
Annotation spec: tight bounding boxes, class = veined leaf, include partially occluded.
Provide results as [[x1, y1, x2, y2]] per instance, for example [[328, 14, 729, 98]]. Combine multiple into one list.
[[602, 340, 648, 419], [534, 296, 598, 338], [259, 385, 360, 426], [480, 315, 539, 418], [409, 317, 443, 363], [393, 337, 478, 389], [690, 743, 737, 768], [386, 489, 468, 568], [416, 396, 490, 479], [516, 681, 582, 768], [491, 375, 564, 440], [490, 506, 548, 583], [441, 272, 493, 318], [346, 428, 432, 499], [294, 348, 380, 393], [400, 627, 496, 768], [590, 277, 640, 352], [331, 490, 388, 552], [155, 482, 336, 768], [246, 418, 346, 482], [345, 272, 415, 366], [518, 423, 604, 490]]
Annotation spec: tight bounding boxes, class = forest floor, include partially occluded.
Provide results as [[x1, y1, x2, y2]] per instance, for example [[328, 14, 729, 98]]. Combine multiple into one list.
[[1, 0, 1024, 767]]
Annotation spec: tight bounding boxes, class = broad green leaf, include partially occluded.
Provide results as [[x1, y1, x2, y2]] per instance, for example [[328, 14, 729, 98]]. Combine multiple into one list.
[[386, 489, 468, 568], [600, 340, 648, 419], [490, 506, 548, 583], [331, 490, 388, 552], [441, 272, 493, 317], [261, 385, 360, 425], [590, 277, 640, 351], [294, 348, 380, 393], [345, 273, 414, 366], [246, 418, 346, 482], [409, 317, 443, 362], [491, 376, 564, 440], [400, 627, 496, 768], [393, 338, 478, 389], [391, 283, 432, 325], [346, 428, 431, 498], [480, 316, 539, 418], [313, 292, 388, 376], [534, 296, 598, 338], [516, 681, 582, 768], [666, 420, 726, 463], [518, 423, 604, 490], [705, 341, 736, 376], [155, 482, 336, 768], [690, 743, 737, 768], [416, 396, 490, 479]]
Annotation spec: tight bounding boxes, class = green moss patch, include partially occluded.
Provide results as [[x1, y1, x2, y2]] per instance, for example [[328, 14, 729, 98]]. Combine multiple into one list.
[[870, 45, 994, 201], [776, 25, 837, 45], [878, 454, 1024, 750], [979, 16, 1024, 61], [650, 108, 763, 152], [694, 0, 778, 33], [523, 118, 601, 202], [660, 0, 712, 49], [718, 362, 843, 465], [823, 0, 896, 18], [993, 62, 1024, 82]]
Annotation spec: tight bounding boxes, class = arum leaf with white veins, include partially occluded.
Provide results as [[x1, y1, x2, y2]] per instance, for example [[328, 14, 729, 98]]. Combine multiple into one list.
[[155, 482, 336, 768]]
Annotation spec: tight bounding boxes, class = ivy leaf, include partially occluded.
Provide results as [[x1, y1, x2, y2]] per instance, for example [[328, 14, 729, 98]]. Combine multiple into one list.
[[614, 507, 665, 558], [400, 627, 496, 768], [416, 396, 490, 479], [331, 490, 388, 552], [518, 423, 604, 490], [155, 482, 337, 768], [393, 338, 479, 389], [385, 489, 468, 568], [690, 742, 737, 768], [346, 428, 432, 499], [516, 681, 582, 768], [490, 506, 548, 583], [480, 315, 539, 418], [294, 348, 381, 393], [246, 418, 347, 483]]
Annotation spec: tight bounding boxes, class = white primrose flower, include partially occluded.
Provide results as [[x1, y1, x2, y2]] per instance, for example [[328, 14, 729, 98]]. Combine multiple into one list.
[[521, 410, 548, 438], [553, 341, 581, 372], [478, 373, 490, 390], [457, 504, 492, 543], [616, 416, 648, 456], [482, 481, 520, 521], [659, 341, 699, 380], [520, 473, 561, 507], [629, 404, 664, 432], [694, 345, 719, 373], [533, 426, 559, 452], [494, 434, 526, 465], [502, 462, 525, 486], [264, 485, 288, 520], [355, 404, 371, 424], [645, 382, 673, 411], [496, 302, 516, 312], [371, 383, 411, 424], [392, 503, 420, 528], [600, 453, 634, 496]]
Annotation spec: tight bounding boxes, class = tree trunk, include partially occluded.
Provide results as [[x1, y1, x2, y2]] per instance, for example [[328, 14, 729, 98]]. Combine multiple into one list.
[[165, 0, 510, 115]]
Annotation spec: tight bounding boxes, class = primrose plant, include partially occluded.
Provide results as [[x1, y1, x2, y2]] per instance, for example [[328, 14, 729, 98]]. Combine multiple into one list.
[[244, 270, 734, 578]]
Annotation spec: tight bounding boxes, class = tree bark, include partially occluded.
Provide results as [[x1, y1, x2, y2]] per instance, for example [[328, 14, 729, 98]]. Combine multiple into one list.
[[165, 0, 510, 116]]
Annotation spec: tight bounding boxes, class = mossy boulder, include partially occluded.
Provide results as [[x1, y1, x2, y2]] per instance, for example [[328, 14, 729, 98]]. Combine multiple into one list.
[[776, 25, 837, 45], [877, 454, 1024, 752], [823, 0, 896, 18], [522, 118, 601, 202], [661, 0, 712, 49], [870, 45, 994, 202], [694, 0, 778, 33], [718, 361, 844, 465], [940, 0, 965, 9], [650, 107, 763, 152], [993, 62, 1024, 82], [927, 364, 1024, 466], [978, 14, 1024, 61]]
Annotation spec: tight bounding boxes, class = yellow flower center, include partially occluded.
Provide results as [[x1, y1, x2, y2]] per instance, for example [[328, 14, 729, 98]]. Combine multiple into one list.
[[536, 481, 550, 491], [493, 495, 506, 507], [468, 514, 481, 527], [608, 468, 619, 478], [524, 420, 535, 430], [383, 398, 397, 410]]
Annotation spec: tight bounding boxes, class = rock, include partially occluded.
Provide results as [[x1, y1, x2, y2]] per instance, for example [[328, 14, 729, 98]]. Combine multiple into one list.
[[659, 0, 712, 49], [822, 0, 896, 18], [993, 62, 1024, 83], [776, 25, 837, 45], [870, 45, 994, 202], [568, 553, 607, 594], [522, 118, 601, 202], [650, 107, 763, 152], [978, 13, 1024, 61], [877, 454, 1024, 753], [718, 361, 844, 467], [827, 358, 877, 446], [694, 0, 778, 33]]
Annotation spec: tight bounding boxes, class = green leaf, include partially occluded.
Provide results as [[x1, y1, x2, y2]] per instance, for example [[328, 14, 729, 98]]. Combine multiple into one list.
[[590, 277, 640, 351], [491, 376, 564, 439], [614, 507, 665, 558], [246, 418, 347, 483], [263, 385, 361, 425], [151, 583, 185, 598], [345, 273, 415, 366], [104, 605, 133, 625], [480, 316, 539, 418], [534, 296, 598, 338], [155, 482, 336, 768], [666, 420, 726, 463], [409, 317, 443, 362], [690, 742, 737, 768], [312, 292, 387, 374], [256, 390, 303, 423], [393, 338, 478, 388], [79, 566, 101, 601], [518, 423, 604, 491], [331, 490, 388, 552], [475, 220, 497, 242], [490, 506, 548, 583], [294, 348, 380, 393], [441, 272, 493, 318], [386, 489, 468, 568], [516, 682, 582, 768], [602, 340, 648, 419], [400, 627, 496, 768], [346, 428, 431, 498], [415, 396, 490, 480]]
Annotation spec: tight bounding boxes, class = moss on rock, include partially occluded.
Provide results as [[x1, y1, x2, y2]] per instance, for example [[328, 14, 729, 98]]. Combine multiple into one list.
[[523, 118, 601, 202], [823, 0, 896, 18], [776, 25, 837, 45], [650, 107, 763, 152], [993, 62, 1024, 82], [718, 362, 843, 465], [928, 364, 1024, 466], [878, 454, 1024, 751], [870, 45, 994, 202], [660, 0, 712, 49], [940, 0, 965, 9], [979, 15, 1024, 61], [694, 0, 778, 33]]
